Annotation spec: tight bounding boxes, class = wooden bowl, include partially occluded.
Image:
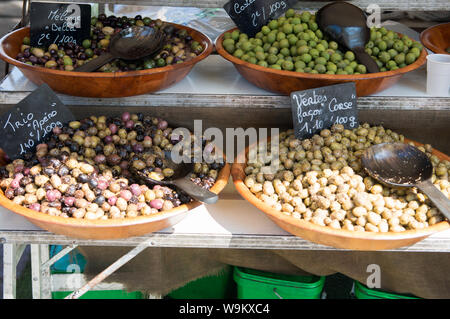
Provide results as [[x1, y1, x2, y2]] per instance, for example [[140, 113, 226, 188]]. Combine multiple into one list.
[[420, 23, 450, 55], [0, 24, 213, 98], [0, 163, 230, 239], [216, 28, 427, 96], [231, 138, 449, 250]]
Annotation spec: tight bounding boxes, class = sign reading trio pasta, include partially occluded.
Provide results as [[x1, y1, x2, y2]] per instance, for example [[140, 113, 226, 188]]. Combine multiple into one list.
[[290, 82, 359, 139], [0, 84, 75, 160]]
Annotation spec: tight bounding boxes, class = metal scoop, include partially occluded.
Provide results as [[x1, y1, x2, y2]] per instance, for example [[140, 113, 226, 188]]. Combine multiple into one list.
[[361, 143, 450, 219], [130, 151, 219, 205], [316, 2, 380, 73], [76, 26, 166, 72]]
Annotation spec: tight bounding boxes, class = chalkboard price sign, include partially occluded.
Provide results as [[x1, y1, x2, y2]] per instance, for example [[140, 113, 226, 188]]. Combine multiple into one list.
[[0, 84, 75, 160], [291, 83, 359, 139], [30, 2, 91, 47], [223, 0, 298, 37]]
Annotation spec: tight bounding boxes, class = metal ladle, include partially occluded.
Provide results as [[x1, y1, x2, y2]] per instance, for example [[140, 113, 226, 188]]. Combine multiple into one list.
[[130, 151, 219, 205], [316, 1, 380, 73], [361, 143, 450, 219], [76, 26, 166, 72]]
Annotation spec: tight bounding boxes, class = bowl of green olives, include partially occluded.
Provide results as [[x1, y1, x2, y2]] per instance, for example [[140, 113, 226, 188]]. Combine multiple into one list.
[[216, 9, 427, 96], [0, 15, 213, 97]]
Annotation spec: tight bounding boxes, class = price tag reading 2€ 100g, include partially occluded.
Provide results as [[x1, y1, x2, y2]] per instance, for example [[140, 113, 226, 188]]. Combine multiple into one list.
[[30, 2, 91, 47], [223, 0, 298, 37], [290, 82, 359, 140], [0, 84, 75, 160]]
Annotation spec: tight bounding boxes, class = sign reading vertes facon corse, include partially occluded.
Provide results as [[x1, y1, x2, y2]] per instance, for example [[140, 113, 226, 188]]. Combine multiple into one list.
[[30, 2, 91, 47], [223, 0, 298, 37], [0, 84, 75, 160], [291, 83, 359, 139]]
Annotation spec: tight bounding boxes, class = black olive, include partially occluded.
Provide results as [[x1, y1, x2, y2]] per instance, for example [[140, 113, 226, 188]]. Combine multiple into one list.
[[4, 188, 14, 199], [88, 178, 98, 189], [155, 158, 163, 168], [14, 187, 25, 196], [65, 185, 76, 196], [70, 143, 79, 153], [50, 158, 61, 167], [77, 174, 89, 184], [94, 195, 105, 205], [136, 135, 144, 142], [58, 166, 69, 177]]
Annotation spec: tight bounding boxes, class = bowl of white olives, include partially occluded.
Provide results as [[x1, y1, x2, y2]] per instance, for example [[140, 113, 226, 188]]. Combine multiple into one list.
[[231, 123, 450, 250]]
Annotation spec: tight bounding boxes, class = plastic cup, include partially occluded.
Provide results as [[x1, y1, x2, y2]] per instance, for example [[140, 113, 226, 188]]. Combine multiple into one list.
[[426, 54, 450, 97]]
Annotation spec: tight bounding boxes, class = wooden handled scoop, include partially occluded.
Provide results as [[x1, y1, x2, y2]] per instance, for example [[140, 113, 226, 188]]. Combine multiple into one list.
[[316, 2, 380, 73], [76, 26, 166, 72], [130, 151, 219, 205], [362, 143, 450, 219]]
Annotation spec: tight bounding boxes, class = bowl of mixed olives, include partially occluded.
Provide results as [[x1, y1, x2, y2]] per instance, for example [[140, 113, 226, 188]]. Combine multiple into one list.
[[216, 9, 427, 96], [0, 15, 213, 97], [231, 123, 449, 250], [0, 112, 230, 239]]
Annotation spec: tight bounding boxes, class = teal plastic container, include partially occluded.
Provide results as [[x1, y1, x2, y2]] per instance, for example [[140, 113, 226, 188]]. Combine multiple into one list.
[[353, 281, 420, 299], [233, 267, 325, 299], [49, 245, 87, 274], [168, 266, 236, 299]]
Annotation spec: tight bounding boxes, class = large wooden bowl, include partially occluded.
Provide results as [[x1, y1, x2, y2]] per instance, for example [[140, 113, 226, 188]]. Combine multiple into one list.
[[420, 23, 450, 55], [231, 138, 449, 250], [216, 28, 427, 96], [0, 160, 230, 239], [0, 24, 213, 98]]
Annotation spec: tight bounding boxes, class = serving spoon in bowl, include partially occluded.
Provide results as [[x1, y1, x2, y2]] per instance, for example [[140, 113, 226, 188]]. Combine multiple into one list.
[[75, 26, 166, 72], [361, 142, 450, 219], [130, 151, 219, 205], [316, 1, 380, 73]]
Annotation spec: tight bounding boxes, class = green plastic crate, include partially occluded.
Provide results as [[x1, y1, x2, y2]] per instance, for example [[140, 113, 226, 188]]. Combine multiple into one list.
[[52, 290, 144, 299], [353, 281, 420, 299], [168, 266, 236, 299], [233, 267, 325, 299]]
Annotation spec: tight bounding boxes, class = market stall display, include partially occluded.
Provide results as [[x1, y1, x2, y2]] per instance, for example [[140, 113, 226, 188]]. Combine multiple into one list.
[[420, 22, 450, 54], [0, 112, 230, 239], [231, 123, 450, 250], [0, 16, 213, 97], [0, 0, 449, 301], [216, 9, 427, 96]]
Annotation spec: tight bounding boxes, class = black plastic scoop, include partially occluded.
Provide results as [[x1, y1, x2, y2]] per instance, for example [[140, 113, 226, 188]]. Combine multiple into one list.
[[130, 151, 219, 205], [316, 2, 380, 73], [76, 26, 166, 72], [361, 143, 450, 219]]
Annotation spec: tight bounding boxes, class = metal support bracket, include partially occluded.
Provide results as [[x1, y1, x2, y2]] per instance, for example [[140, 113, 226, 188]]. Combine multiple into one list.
[[3, 243, 27, 299], [65, 240, 151, 299]]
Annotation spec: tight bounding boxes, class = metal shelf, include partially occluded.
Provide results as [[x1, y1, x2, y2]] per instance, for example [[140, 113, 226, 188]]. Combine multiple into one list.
[[2, 230, 450, 252], [27, 0, 450, 11], [1, 56, 449, 109]]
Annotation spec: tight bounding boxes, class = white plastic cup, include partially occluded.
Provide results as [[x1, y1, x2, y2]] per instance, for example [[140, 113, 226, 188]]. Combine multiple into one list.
[[426, 54, 450, 97]]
